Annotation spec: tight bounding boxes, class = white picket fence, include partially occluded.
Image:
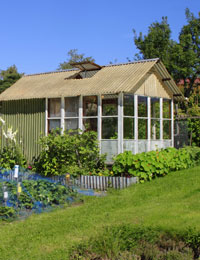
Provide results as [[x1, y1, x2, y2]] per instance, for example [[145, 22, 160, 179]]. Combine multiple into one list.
[[74, 175, 138, 191], [0, 170, 138, 191]]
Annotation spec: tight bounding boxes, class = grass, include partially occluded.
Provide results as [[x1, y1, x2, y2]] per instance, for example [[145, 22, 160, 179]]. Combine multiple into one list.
[[0, 166, 200, 259]]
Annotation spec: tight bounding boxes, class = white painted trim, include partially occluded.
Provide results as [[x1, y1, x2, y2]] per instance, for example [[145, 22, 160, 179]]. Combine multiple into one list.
[[121, 93, 124, 153], [118, 93, 123, 154], [160, 98, 163, 141], [61, 97, 65, 134], [147, 96, 151, 151], [98, 95, 102, 152], [134, 95, 138, 154], [45, 98, 48, 136], [171, 99, 174, 147], [79, 96, 83, 131]]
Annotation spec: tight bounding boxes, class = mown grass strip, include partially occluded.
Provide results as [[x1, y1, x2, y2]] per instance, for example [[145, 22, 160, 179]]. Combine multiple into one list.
[[0, 166, 200, 260]]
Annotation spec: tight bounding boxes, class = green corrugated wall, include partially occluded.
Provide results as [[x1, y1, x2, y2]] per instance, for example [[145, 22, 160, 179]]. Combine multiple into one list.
[[1, 99, 45, 162]]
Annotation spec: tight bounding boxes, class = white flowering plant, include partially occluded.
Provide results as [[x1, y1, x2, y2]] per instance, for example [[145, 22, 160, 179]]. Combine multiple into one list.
[[0, 123, 26, 169]]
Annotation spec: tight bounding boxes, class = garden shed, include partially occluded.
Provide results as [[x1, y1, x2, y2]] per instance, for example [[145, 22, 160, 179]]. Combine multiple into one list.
[[0, 58, 184, 162]]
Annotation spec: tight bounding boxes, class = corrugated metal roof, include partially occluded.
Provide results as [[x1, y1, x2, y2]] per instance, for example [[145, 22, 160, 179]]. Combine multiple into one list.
[[0, 59, 184, 101]]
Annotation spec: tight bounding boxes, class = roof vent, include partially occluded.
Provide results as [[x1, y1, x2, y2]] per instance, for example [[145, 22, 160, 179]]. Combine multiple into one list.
[[69, 61, 102, 71]]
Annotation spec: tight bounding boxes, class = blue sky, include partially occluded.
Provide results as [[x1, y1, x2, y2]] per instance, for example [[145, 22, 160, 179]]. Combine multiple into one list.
[[0, 0, 199, 74]]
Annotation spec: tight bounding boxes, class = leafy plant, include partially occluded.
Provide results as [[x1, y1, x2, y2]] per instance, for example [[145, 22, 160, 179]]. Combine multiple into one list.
[[33, 129, 106, 177], [0, 127, 27, 169], [0, 206, 16, 220], [112, 147, 200, 182]]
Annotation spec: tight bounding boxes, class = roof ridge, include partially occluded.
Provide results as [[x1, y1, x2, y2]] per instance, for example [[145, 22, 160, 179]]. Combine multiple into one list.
[[24, 68, 79, 77], [104, 58, 159, 68], [23, 58, 159, 77]]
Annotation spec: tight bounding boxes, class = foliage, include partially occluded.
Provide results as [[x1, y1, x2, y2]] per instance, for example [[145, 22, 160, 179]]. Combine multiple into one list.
[[70, 225, 198, 259], [183, 94, 200, 146], [58, 49, 95, 70], [0, 127, 26, 169], [0, 179, 78, 220], [33, 129, 106, 177], [1, 180, 77, 210], [0, 206, 16, 221], [133, 16, 174, 67], [112, 147, 200, 182], [133, 9, 200, 97], [0, 65, 22, 93]]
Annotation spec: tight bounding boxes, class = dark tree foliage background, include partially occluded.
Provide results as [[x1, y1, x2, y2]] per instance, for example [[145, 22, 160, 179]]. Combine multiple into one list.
[[0, 65, 22, 94], [58, 49, 95, 70], [133, 8, 200, 98]]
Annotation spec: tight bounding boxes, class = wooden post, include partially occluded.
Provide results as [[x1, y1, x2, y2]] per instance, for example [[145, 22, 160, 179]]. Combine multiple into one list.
[[98, 95, 102, 153], [134, 95, 138, 154], [61, 97, 65, 134], [118, 93, 123, 154], [147, 96, 151, 151], [160, 98, 163, 143], [45, 98, 48, 135], [171, 99, 174, 147], [79, 96, 83, 131]]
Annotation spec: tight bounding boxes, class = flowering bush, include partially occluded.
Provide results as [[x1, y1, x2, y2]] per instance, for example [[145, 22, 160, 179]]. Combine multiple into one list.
[[0, 123, 26, 169]]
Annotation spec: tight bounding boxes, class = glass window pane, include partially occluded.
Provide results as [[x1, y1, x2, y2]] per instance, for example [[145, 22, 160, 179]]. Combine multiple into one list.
[[138, 96, 147, 117], [65, 97, 79, 117], [102, 118, 118, 139], [102, 95, 118, 116], [83, 96, 97, 116], [124, 118, 134, 139], [124, 94, 134, 116], [48, 98, 61, 117], [163, 99, 171, 118], [151, 119, 160, 140], [163, 120, 171, 139], [83, 118, 97, 132], [151, 98, 160, 118], [65, 119, 78, 130], [48, 119, 60, 132], [138, 119, 147, 139]]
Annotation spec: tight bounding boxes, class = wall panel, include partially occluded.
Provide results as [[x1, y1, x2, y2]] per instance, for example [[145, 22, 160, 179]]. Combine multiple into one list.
[[1, 99, 45, 162]]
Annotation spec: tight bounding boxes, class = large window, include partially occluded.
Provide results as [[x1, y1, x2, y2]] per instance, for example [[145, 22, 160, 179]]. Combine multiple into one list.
[[48, 98, 61, 132], [65, 97, 79, 131], [138, 96, 148, 139], [102, 95, 118, 139], [163, 98, 171, 139], [151, 98, 160, 140], [123, 94, 134, 139], [83, 96, 98, 131]]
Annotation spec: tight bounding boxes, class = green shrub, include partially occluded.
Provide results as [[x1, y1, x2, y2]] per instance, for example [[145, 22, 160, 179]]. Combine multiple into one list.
[[69, 225, 197, 259], [112, 147, 200, 182], [33, 129, 106, 176], [0, 134, 26, 170]]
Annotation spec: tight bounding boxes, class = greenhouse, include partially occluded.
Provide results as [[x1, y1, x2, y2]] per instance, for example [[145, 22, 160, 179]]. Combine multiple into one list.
[[0, 59, 183, 162]]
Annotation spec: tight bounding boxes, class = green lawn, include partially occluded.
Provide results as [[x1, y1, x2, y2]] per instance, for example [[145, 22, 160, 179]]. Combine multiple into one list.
[[0, 166, 200, 260]]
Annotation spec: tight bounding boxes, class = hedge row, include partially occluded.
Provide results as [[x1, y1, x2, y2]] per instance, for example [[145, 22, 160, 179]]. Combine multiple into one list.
[[112, 147, 200, 182]]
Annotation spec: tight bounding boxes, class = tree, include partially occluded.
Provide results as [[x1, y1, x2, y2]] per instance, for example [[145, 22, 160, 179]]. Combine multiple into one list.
[[0, 65, 22, 93], [133, 9, 200, 97], [133, 17, 175, 68], [58, 49, 95, 70]]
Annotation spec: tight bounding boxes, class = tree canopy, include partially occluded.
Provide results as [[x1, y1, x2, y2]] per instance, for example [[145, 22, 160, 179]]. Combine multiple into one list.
[[133, 9, 200, 97], [0, 65, 22, 94], [58, 49, 95, 70]]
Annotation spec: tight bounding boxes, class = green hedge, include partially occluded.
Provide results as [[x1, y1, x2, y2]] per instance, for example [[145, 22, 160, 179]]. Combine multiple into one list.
[[112, 147, 200, 182]]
